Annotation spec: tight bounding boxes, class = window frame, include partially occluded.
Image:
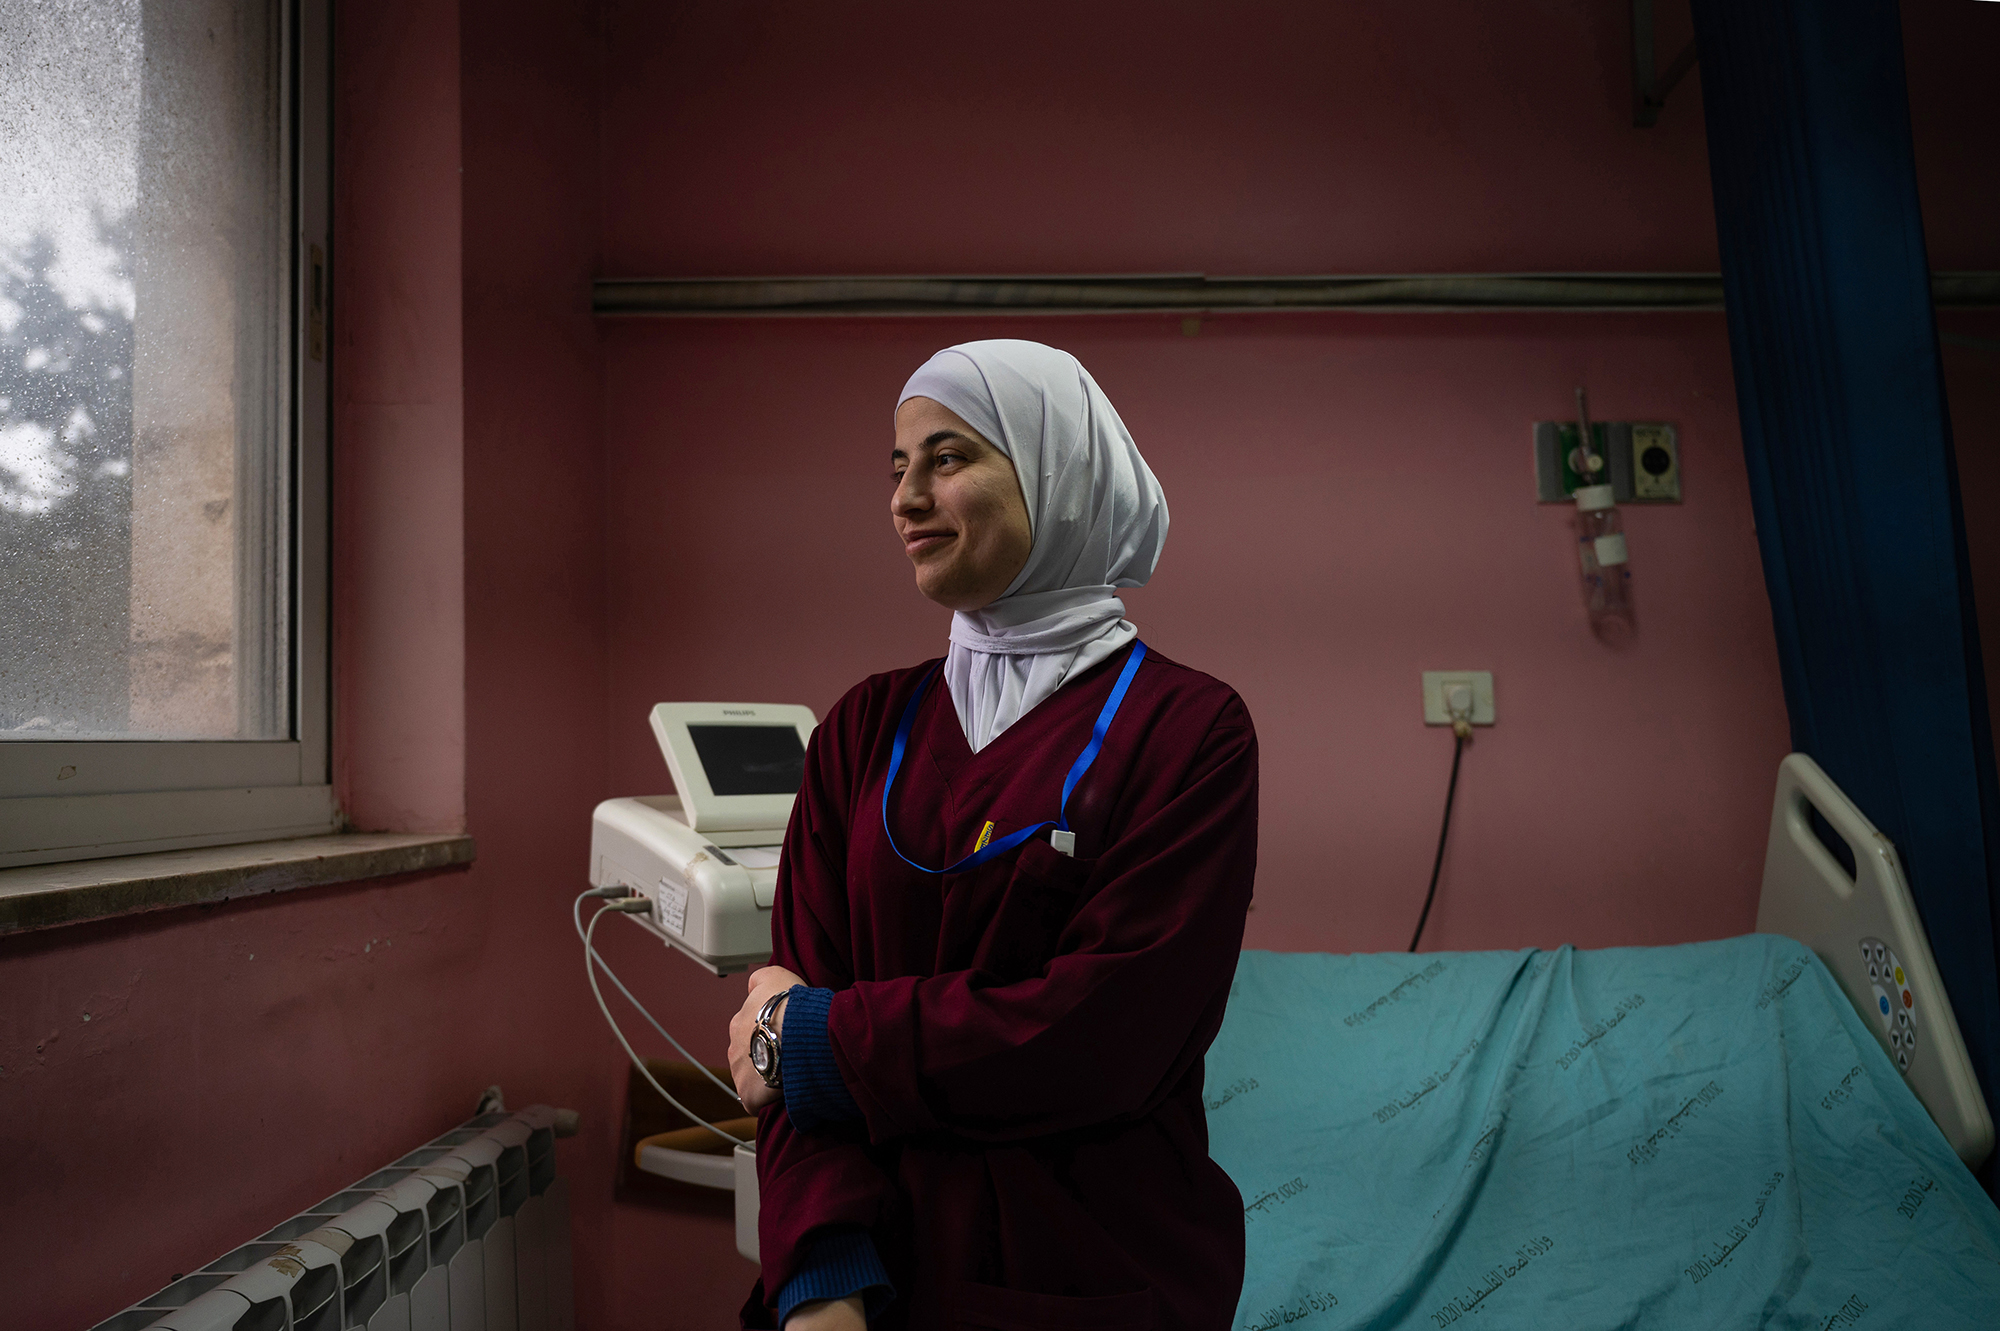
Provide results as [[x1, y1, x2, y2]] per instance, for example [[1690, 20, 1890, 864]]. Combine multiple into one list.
[[0, 0, 336, 870]]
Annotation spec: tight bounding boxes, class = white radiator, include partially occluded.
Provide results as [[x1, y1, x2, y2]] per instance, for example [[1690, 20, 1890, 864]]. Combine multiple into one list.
[[87, 1104, 577, 1331]]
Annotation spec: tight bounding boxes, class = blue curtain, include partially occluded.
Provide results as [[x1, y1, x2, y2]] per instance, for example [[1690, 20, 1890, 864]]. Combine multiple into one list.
[[1690, 0, 2000, 1186]]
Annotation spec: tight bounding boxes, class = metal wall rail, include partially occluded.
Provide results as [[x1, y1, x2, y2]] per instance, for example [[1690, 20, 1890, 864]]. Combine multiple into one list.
[[593, 272, 2000, 318]]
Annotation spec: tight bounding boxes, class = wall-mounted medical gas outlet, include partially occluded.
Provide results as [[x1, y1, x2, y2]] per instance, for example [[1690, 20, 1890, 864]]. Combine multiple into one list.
[[1421, 671, 1496, 726], [1629, 423, 1680, 500], [1533, 422, 1680, 503]]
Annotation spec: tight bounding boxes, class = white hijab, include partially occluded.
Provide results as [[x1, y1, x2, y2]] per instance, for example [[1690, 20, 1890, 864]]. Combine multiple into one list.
[[899, 340, 1169, 753]]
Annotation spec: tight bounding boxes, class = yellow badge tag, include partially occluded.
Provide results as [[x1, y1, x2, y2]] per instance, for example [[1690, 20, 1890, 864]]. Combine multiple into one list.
[[973, 820, 995, 854]]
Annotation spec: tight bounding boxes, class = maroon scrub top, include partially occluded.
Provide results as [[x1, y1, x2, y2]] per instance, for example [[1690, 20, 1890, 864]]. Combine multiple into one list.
[[747, 644, 1259, 1331]]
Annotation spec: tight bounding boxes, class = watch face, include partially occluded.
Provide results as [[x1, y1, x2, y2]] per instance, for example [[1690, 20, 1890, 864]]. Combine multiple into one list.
[[751, 1032, 775, 1078]]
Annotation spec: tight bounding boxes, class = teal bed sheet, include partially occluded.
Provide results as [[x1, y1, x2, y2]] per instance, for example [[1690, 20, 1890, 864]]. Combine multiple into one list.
[[1204, 936, 2000, 1330]]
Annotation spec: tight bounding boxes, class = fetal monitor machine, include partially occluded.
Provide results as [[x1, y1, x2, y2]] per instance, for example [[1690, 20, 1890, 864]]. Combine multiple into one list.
[[589, 703, 816, 974]]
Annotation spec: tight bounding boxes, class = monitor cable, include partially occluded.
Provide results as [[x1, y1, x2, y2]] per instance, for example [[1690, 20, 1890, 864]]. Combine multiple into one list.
[[1408, 713, 1471, 953], [577, 888, 750, 1147]]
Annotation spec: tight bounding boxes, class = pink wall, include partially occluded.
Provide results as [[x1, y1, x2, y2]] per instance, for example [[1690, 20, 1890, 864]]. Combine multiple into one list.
[[600, 0, 1718, 277], [4, 3, 1996, 1330], [457, 4, 757, 1324], [332, 0, 467, 834]]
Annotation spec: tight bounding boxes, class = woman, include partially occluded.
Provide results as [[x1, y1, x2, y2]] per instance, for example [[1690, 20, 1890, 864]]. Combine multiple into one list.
[[727, 339, 1258, 1330]]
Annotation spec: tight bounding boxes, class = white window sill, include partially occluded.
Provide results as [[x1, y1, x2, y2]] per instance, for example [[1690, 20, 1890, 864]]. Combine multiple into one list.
[[0, 832, 475, 934]]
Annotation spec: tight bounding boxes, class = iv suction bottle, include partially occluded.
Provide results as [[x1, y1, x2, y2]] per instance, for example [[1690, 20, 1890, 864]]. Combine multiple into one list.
[[1574, 484, 1633, 630]]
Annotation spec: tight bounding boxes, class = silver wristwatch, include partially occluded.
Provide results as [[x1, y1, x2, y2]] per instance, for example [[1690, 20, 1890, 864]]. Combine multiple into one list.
[[749, 991, 788, 1089]]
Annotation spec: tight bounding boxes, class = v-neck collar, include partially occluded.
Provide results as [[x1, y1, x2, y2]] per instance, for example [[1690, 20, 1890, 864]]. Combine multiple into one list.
[[917, 647, 1129, 793]]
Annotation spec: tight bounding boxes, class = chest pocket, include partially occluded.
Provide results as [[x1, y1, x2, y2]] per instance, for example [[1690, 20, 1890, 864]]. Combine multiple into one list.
[[966, 838, 1096, 984]]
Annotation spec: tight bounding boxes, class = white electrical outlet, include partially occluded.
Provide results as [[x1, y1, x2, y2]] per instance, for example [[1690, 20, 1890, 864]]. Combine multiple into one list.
[[1421, 671, 1496, 726]]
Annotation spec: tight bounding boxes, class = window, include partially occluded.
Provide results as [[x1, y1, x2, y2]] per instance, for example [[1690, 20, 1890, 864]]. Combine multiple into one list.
[[0, 0, 333, 868]]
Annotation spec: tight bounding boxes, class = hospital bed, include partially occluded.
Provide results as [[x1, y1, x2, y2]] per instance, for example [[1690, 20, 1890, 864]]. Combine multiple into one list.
[[1204, 753, 2000, 1328]]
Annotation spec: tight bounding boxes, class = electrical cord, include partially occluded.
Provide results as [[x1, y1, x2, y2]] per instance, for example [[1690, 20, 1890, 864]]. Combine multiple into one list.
[[1408, 725, 1469, 953], [579, 893, 750, 1147]]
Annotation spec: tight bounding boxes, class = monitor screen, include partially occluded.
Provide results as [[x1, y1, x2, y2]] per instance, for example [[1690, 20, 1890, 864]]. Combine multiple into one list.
[[686, 724, 807, 797]]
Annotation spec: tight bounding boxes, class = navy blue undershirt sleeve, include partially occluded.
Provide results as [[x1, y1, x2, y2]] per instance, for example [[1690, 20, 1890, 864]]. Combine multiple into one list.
[[775, 1227, 894, 1325], [782, 984, 864, 1132]]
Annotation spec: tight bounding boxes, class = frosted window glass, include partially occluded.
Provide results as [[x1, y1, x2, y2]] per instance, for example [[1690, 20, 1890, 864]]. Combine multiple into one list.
[[0, 0, 286, 741]]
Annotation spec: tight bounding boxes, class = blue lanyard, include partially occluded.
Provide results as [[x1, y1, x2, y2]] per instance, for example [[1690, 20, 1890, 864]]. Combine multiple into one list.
[[880, 640, 1148, 874]]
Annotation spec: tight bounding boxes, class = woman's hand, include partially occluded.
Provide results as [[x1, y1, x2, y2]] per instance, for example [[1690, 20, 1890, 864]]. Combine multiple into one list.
[[729, 964, 805, 1110], [785, 1295, 865, 1331]]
